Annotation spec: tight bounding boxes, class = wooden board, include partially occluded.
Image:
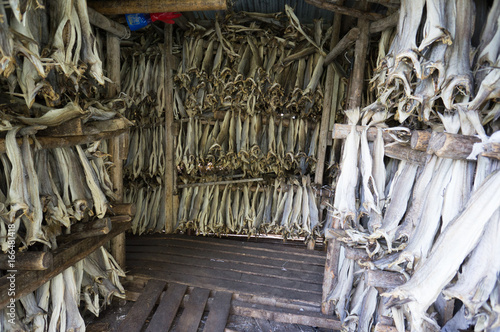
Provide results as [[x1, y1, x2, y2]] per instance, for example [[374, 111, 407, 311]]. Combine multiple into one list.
[[129, 234, 326, 258], [127, 237, 325, 266], [125, 252, 323, 284], [145, 283, 187, 332], [204, 291, 233, 332], [0, 218, 130, 309], [128, 267, 321, 306], [127, 260, 322, 294], [176, 287, 210, 332], [116, 279, 166, 332], [231, 300, 342, 330], [126, 244, 324, 274]]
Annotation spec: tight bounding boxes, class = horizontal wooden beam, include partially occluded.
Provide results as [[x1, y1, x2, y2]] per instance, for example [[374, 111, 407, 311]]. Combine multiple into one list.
[[88, 7, 130, 39], [331, 124, 401, 143], [324, 28, 360, 66], [0, 252, 53, 271], [88, 0, 227, 15], [384, 144, 427, 165], [0, 216, 131, 309], [305, 0, 384, 20], [365, 269, 407, 289]]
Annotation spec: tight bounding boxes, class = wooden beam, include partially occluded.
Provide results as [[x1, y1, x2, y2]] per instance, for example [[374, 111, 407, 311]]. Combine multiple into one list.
[[369, 9, 399, 33], [305, 0, 383, 20], [0, 218, 131, 309], [384, 144, 427, 165], [58, 217, 113, 243], [88, 7, 130, 39], [411, 130, 432, 151], [0, 251, 53, 271], [106, 31, 127, 269], [347, 1, 370, 109], [109, 203, 137, 217], [177, 178, 264, 189], [165, 24, 176, 234], [88, 0, 227, 15], [427, 132, 481, 159], [324, 28, 360, 66], [321, 239, 341, 315], [331, 124, 400, 143], [365, 270, 407, 289], [482, 143, 500, 160]]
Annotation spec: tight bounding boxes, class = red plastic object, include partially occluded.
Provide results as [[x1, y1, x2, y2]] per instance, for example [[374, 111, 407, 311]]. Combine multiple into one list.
[[150, 12, 182, 24]]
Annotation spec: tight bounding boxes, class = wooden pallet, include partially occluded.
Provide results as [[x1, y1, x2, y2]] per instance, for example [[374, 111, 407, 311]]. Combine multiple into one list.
[[124, 234, 342, 331]]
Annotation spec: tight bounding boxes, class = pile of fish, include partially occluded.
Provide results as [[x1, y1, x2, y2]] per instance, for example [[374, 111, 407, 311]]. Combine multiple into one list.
[[176, 176, 322, 240], [125, 125, 166, 181], [0, 246, 126, 331], [0, 134, 116, 252], [0, 0, 106, 109], [324, 0, 500, 330], [125, 184, 166, 235], [369, 0, 500, 125], [176, 113, 320, 177], [174, 5, 329, 119]]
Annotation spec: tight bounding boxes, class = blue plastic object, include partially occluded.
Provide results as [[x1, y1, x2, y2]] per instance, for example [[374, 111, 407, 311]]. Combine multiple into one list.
[[125, 13, 151, 31]]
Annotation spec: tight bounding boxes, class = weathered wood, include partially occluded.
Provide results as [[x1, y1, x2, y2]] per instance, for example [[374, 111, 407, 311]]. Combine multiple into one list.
[[384, 144, 427, 165], [177, 177, 264, 189], [0, 251, 53, 271], [411, 130, 432, 151], [344, 246, 370, 261], [324, 28, 360, 66], [119, 131, 129, 160], [374, 323, 410, 332], [176, 288, 210, 332], [88, 7, 130, 39], [126, 252, 323, 285], [165, 24, 175, 234], [366, 269, 406, 289], [204, 291, 233, 332], [305, 0, 383, 20], [427, 132, 481, 159], [482, 143, 500, 160], [331, 124, 400, 143], [58, 218, 112, 243], [321, 239, 341, 315], [145, 283, 187, 332], [315, 13, 344, 191], [347, 3, 370, 109], [86, 322, 110, 332], [0, 218, 130, 309], [109, 203, 136, 216], [231, 300, 342, 330], [39, 117, 84, 137], [88, 0, 227, 15], [116, 279, 166, 332], [84, 118, 134, 135], [369, 9, 399, 33]]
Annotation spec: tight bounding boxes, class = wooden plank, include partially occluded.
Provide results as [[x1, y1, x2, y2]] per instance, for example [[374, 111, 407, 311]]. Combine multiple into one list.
[[109, 203, 136, 217], [230, 300, 342, 330], [116, 279, 166, 332], [145, 283, 187, 332], [0, 218, 130, 309], [164, 24, 175, 234], [128, 234, 326, 258], [126, 245, 324, 274], [204, 291, 233, 332], [128, 268, 322, 306], [331, 124, 400, 143], [126, 252, 323, 285], [0, 251, 52, 271], [176, 288, 210, 332], [321, 239, 341, 315], [324, 27, 360, 66], [58, 217, 112, 243], [365, 269, 407, 289], [88, 7, 130, 39], [384, 144, 427, 165], [126, 260, 322, 294], [427, 131, 481, 159], [305, 0, 384, 20], [126, 237, 325, 265], [88, 0, 227, 15]]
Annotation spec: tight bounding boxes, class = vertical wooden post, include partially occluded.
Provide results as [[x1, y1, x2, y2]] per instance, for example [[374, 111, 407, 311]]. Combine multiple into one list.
[[164, 24, 175, 234], [107, 32, 126, 268]]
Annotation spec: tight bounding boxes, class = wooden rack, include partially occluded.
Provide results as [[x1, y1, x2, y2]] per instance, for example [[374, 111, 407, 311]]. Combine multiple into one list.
[[0, 216, 131, 309]]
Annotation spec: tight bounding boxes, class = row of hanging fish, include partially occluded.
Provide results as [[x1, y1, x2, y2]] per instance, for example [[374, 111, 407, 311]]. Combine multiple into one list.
[[368, 0, 500, 125], [0, 134, 116, 252], [120, 47, 166, 119], [176, 176, 322, 240], [174, 5, 329, 119], [325, 106, 500, 331], [0, 0, 107, 109], [0, 246, 125, 331], [125, 125, 165, 181], [176, 113, 320, 177], [124, 184, 166, 235]]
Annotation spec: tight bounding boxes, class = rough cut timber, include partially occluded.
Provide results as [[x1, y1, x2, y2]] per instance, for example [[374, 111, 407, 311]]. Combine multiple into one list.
[[88, 7, 130, 39], [88, 0, 227, 15], [427, 132, 482, 159], [0, 252, 53, 271], [305, 0, 384, 20]]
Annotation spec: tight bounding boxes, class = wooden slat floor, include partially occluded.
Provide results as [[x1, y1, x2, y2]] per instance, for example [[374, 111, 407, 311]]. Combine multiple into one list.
[[124, 234, 341, 331]]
